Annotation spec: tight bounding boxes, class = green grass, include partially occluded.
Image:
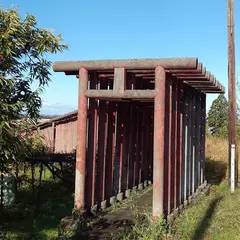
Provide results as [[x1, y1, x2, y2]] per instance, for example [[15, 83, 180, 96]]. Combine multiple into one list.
[[2, 179, 74, 240], [172, 183, 240, 240]]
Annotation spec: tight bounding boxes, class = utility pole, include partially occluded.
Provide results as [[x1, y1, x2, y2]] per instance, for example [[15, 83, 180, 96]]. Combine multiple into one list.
[[227, 0, 238, 190]]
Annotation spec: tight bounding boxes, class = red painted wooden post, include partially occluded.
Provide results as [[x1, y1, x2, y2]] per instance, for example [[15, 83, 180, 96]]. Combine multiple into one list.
[[139, 105, 145, 187], [201, 93, 206, 183], [132, 103, 138, 188], [135, 105, 140, 186], [86, 72, 98, 207], [153, 66, 166, 220], [178, 80, 184, 205], [75, 67, 88, 210], [97, 79, 108, 203], [173, 77, 178, 209], [119, 105, 124, 194], [168, 77, 173, 214], [144, 107, 150, 184], [105, 101, 116, 199], [123, 104, 130, 191]]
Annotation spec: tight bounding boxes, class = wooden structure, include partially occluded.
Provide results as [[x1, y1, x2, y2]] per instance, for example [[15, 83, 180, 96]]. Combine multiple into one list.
[[52, 58, 224, 219], [36, 110, 78, 153]]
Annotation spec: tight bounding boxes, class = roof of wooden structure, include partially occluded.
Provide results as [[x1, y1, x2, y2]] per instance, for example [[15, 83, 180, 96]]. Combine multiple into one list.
[[53, 58, 225, 93]]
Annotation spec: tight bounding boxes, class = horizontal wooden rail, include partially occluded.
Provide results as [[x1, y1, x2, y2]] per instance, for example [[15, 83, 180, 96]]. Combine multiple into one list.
[[85, 90, 155, 99]]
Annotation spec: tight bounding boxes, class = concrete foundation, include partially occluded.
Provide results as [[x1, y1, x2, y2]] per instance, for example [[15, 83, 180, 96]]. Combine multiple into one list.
[[110, 196, 117, 205], [117, 192, 123, 202]]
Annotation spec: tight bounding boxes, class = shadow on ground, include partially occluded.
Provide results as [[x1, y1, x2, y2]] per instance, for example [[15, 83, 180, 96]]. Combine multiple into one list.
[[3, 180, 73, 240], [75, 218, 134, 240], [191, 196, 224, 240], [205, 158, 227, 185]]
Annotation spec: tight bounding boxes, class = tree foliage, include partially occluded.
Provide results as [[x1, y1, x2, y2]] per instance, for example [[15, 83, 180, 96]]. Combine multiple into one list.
[[0, 7, 67, 172], [207, 94, 228, 138]]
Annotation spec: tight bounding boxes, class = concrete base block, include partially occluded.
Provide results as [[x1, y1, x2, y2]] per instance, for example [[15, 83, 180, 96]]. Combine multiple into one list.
[[184, 200, 188, 208], [199, 191, 205, 197], [203, 180, 207, 187], [192, 194, 199, 204], [144, 180, 148, 188], [188, 196, 193, 204], [167, 213, 175, 224], [138, 183, 143, 191], [192, 192, 197, 199], [148, 180, 152, 185], [117, 192, 123, 202], [198, 185, 204, 192], [173, 208, 179, 218], [179, 204, 184, 214], [125, 189, 131, 198], [205, 185, 210, 195], [132, 186, 137, 192], [91, 204, 98, 214], [110, 196, 117, 205], [101, 200, 107, 210], [196, 189, 199, 195]]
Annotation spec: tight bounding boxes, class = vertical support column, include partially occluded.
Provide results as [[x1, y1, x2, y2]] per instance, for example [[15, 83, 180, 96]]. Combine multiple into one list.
[[139, 104, 145, 189], [123, 104, 130, 193], [75, 67, 88, 210], [168, 77, 173, 214], [87, 72, 98, 208], [96, 79, 108, 206], [192, 90, 196, 193], [153, 66, 166, 220], [105, 100, 116, 199], [196, 91, 201, 188], [132, 104, 138, 188], [149, 111, 154, 183], [178, 80, 184, 205], [183, 84, 189, 202], [144, 107, 150, 185], [201, 93, 206, 183], [127, 73, 135, 190], [135, 105, 141, 186], [187, 87, 192, 198], [128, 104, 134, 190], [173, 77, 178, 209]]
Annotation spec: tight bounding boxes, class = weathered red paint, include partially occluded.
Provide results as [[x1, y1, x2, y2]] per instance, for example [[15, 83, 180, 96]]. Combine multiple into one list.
[[178, 80, 184, 205], [174, 77, 178, 209], [153, 66, 166, 219], [97, 79, 108, 202], [75, 67, 88, 210], [48, 58, 223, 219], [132, 104, 137, 187], [105, 101, 116, 198], [118, 104, 124, 193], [124, 104, 130, 190], [87, 72, 98, 207], [168, 77, 173, 214], [136, 106, 141, 185]]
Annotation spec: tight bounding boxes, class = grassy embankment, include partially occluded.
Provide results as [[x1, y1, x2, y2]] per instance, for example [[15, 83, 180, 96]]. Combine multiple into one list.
[[173, 136, 240, 240], [3, 136, 240, 240]]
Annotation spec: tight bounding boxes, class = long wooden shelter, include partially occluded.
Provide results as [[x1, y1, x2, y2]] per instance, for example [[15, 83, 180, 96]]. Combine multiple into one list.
[[53, 58, 224, 219]]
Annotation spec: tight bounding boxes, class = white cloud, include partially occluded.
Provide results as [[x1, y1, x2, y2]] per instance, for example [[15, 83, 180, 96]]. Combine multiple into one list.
[[42, 100, 59, 107]]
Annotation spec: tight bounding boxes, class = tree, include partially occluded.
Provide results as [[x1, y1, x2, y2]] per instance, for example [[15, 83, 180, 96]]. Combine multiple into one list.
[[207, 94, 228, 138], [0, 7, 67, 173]]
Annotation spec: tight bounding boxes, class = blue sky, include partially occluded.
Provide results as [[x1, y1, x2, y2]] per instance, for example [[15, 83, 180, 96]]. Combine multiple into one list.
[[2, 0, 239, 115]]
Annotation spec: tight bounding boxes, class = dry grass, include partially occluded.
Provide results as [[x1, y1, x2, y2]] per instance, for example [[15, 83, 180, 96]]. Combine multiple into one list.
[[206, 136, 228, 163], [173, 136, 240, 240], [205, 136, 240, 183], [205, 136, 229, 183]]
